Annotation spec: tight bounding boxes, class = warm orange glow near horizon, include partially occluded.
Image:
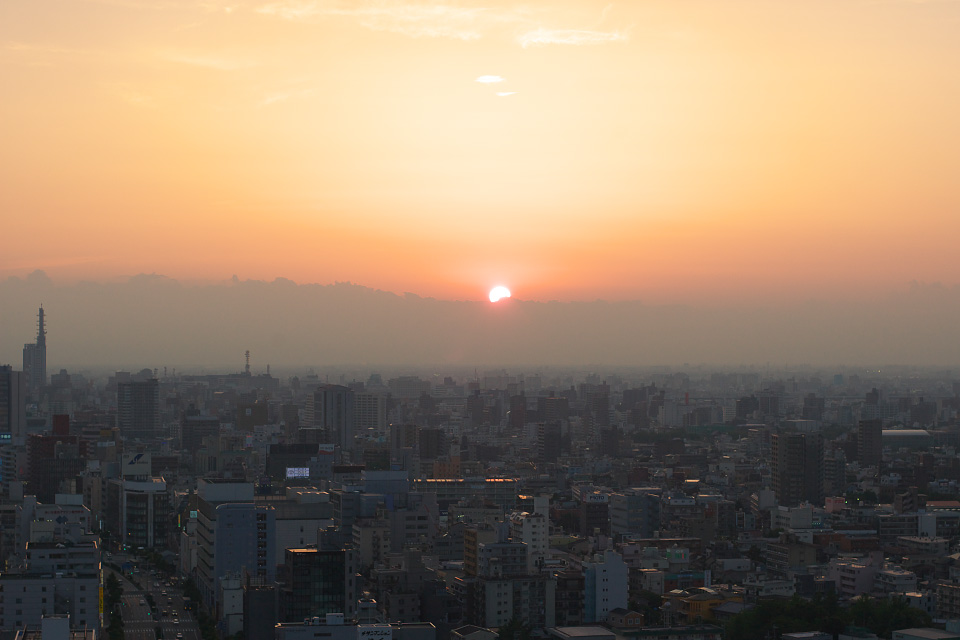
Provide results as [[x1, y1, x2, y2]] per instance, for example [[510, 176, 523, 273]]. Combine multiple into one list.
[[3, 0, 960, 304]]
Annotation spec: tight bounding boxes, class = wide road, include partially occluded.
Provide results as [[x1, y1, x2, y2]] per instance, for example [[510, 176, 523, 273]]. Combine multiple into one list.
[[105, 567, 156, 640], [151, 580, 201, 640], [107, 559, 202, 640]]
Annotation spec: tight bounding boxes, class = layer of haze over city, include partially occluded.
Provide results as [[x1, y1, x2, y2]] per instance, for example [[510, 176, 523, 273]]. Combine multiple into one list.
[[3, 0, 960, 368]]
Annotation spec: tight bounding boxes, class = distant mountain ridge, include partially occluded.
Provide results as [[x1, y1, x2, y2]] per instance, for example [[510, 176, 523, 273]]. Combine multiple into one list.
[[2, 271, 959, 369]]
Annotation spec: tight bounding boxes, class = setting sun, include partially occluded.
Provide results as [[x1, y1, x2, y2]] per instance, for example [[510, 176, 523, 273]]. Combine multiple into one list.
[[489, 286, 511, 303]]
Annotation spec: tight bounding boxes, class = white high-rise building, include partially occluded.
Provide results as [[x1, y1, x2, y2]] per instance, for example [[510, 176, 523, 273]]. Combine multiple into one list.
[[509, 511, 549, 573], [354, 392, 387, 436], [583, 550, 629, 624]]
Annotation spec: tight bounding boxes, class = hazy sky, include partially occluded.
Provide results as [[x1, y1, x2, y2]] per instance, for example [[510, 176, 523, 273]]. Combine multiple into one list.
[[4, 274, 960, 369], [3, 0, 960, 303]]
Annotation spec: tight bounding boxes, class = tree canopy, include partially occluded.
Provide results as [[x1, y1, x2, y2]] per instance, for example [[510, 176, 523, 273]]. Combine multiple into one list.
[[725, 594, 930, 640]]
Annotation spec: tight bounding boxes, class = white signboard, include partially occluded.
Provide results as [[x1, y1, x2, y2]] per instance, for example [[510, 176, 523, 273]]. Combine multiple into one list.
[[358, 625, 392, 640]]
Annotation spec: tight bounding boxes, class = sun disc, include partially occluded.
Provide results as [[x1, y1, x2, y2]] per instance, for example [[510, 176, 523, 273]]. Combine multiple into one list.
[[489, 285, 511, 302]]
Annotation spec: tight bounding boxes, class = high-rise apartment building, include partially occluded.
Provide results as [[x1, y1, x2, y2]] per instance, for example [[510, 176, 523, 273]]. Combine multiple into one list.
[[858, 418, 883, 468], [509, 510, 548, 573], [305, 385, 354, 452], [583, 550, 629, 623], [26, 428, 88, 503], [194, 479, 277, 609], [537, 421, 562, 464], [0, 366, 26, 445], [354, 392, 387, 436], [21, 307, 46, 399], [117, 378, 161, 440], [459, 538, 556, 629], [279, 547, 358, 622], [610, 488, 661, 539], [1, 367, 27, 498], [0, 539, 101, 632], [105, 452, 169, 551], [771, 432, 824, 507]]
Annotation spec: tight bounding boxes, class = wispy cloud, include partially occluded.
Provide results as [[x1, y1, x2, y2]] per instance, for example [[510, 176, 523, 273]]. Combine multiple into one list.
[[257, 1, 501, 40], [75, 0, 243, 9], [255, 1, 630, 48], [517, 27, 628, 48], [4, 42, 96, 67], [6, 42, 84, 55], [73, 0, 195, 8], [258, 87, 316, 107], [160, 51, 254, 70]]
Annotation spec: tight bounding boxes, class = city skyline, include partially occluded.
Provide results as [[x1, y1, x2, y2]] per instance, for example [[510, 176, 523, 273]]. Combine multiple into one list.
[[4, 1, 960, 304]]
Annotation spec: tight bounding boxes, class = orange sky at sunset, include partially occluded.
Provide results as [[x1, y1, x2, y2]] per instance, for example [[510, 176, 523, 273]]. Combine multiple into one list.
[[3, 0, 960, 303]]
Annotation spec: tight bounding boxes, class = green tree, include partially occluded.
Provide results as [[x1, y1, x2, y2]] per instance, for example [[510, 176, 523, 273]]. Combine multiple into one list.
[[725, 595, 838, 640], [630, 590, 663, 626], [726, 593, 930, 640], [850, 595, 931, 638], [497, 618, 532, 640]]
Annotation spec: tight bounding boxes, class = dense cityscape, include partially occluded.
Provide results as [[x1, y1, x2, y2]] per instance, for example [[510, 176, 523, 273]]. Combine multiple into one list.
[[2, 307, 959, 640]]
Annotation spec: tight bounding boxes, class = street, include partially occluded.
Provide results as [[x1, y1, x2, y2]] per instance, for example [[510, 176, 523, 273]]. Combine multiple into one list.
[[106, 560, 202, 640]]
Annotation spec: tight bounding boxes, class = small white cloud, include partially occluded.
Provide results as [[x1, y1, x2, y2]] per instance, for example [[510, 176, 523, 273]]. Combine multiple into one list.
[[476, 75, 504, 83], [496, 91, 517, 97], [517, 27, 628, 48]]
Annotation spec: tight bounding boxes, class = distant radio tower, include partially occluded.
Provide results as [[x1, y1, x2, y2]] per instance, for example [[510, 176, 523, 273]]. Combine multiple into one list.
[[37, 305, 46, 349], [245, 350, 251, 375], [23, 305, 47, 396]]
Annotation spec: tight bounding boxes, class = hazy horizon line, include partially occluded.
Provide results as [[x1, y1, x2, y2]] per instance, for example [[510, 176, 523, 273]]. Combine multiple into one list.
[[6, 269, 960, 370], [5, 268, 960, 308]]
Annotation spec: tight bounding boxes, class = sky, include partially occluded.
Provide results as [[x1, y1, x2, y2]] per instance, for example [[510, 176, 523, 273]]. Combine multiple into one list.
[[3, 0, 960, 304]]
